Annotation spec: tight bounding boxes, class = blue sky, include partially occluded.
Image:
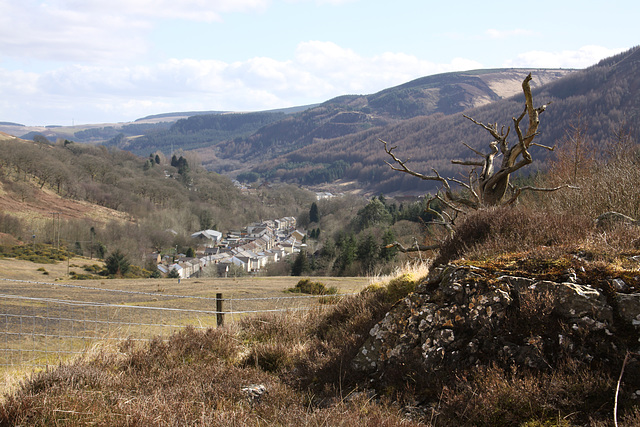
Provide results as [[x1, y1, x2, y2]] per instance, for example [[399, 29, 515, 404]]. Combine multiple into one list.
[[0, 0, 636, 126]]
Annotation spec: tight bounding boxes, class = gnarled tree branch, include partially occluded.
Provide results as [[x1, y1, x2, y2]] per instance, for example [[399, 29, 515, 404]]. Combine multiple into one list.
[[381, 73, 575, 235]]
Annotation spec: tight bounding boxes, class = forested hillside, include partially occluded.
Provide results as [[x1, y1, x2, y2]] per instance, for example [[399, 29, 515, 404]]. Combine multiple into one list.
[[112, 111, 287, 157], [0, 134, 315, 267], [250, 46, 640, 194], [201, 69, 570, 177]]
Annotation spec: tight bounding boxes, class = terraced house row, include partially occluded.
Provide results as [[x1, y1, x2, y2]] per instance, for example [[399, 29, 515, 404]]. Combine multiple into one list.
[[155, 217, 301, 278]]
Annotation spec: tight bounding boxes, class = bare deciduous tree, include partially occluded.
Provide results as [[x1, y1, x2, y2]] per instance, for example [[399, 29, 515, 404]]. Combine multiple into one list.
[[382, 73, 574, 213], [381, 74, 575, 252]]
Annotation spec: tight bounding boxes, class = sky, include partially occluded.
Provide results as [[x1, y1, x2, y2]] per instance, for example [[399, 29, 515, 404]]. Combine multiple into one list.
[[0, 0, 637, 126]]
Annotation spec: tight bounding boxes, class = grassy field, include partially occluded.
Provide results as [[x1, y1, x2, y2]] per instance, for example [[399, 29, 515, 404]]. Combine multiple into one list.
[[0, 255, 371, 379]]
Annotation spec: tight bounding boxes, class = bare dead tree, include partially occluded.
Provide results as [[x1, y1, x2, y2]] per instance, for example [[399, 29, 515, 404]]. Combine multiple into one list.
[[380, 74, 577, 253], [381, 73, 575, 212]]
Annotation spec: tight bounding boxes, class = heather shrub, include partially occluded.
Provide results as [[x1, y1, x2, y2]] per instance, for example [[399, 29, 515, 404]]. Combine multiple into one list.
[[433, 206, 593, 265], [436, 363, 614, 426]]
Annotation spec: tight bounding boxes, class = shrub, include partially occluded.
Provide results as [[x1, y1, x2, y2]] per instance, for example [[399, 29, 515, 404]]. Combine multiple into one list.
[[69, 272, 97, 280], [287, 278, 337, 295], [83, 264, 103, 273], [433, 206, 593, 265]]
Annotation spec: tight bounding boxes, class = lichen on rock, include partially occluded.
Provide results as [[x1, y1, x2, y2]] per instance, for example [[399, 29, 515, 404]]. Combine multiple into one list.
[[352, 263, 638, 384]]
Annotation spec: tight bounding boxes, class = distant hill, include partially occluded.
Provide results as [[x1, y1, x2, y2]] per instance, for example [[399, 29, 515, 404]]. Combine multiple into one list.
[[136, 111, 229, 121], [50, 68, 568, 168], [114, 111, 289, 157], [231, 47, 640, 195], [7, 48, 640, 196], [197, 69, 571, 167]]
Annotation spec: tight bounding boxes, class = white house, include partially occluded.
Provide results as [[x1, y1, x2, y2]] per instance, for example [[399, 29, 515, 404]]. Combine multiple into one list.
[[190, 229, 223, 247], [167, 263, 185, 278]]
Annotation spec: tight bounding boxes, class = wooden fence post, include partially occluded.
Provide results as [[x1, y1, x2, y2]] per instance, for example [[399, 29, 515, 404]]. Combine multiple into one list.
[[216, 293, 224, 327]]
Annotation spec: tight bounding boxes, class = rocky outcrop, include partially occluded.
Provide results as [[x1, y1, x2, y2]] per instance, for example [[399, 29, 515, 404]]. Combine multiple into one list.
[[352, 264, 637, 380]]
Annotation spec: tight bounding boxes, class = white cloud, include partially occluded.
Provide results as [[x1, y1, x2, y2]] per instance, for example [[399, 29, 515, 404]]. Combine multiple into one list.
[[0, 0, 149, 63], [0, 38, 487, 125], [503, 45, 626, 69], [0, 0, 271, 64], [63, 0, 270, 22]]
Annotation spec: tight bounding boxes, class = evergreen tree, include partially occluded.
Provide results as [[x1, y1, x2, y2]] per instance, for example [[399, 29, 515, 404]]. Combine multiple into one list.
[[320, 238, 336, 260], [355, 198, 392, 231], [357, 233, 380, 273], [95, 242, 106, 259], [380, 228, 398, 262], [291, 250, 310, 276], [336, 233, 357, 274], [177, 156, 189, 174], [105, 250, 131, 276], [309, 202, 320, 223]]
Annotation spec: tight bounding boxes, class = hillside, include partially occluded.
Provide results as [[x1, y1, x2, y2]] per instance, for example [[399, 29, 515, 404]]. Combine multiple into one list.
[[0, 67, 576, 197], [115, 110, 288, 159], [250, 46, 640, 194], [3, 207, 640, 425], [0, 135, 316, 267], [4, 48, 639, 199], [198, 69, 571, 173], [0, 105, 319, 151]]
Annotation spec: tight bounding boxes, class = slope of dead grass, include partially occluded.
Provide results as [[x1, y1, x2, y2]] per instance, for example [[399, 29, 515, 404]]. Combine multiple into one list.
[[0, 181, 131, 224], [0, 264, 425, 426], [2, 252, 640, 425]]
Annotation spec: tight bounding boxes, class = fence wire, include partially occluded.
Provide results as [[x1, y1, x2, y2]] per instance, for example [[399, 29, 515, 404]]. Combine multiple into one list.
[[0, 278, 354, 369]]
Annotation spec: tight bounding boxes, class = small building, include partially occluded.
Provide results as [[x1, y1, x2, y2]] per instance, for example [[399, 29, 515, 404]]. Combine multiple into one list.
[[190, 229, 223, 248]]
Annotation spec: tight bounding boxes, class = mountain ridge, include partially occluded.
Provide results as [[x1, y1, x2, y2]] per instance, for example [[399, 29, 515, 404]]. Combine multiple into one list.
[[241, 47, 640, 195], [4, 47, 640, 197]]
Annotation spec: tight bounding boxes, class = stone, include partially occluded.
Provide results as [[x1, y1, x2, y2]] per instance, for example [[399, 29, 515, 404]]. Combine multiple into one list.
[[352, 263, 638, 384], [612, 278, 630, 292], [616, 293, 640, 327]]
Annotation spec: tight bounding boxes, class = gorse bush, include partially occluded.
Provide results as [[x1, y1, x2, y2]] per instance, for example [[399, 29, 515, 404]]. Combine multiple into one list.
[[0, 244, 71, 264], [287, 278, 337, 295]]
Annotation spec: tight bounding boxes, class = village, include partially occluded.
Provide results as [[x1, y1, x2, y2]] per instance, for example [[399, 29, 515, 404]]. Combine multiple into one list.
[[154, 216, 303, 278]]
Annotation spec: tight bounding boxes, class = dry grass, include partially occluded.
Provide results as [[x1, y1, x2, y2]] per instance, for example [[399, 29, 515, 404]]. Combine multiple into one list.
[[435, 362, 619, 426], [3, 224, 640, 424], [432, 205, 595, 266], [2, 256, 640, 425], [367, 260, 430, 288], [0, 278, 421, 426]]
